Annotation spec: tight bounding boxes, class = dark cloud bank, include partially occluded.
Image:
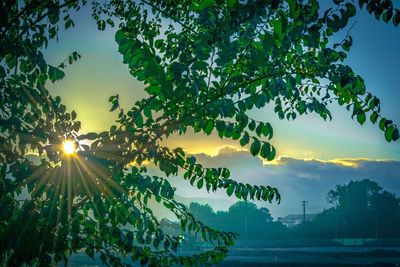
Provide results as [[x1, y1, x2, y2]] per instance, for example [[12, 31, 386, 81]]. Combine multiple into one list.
[[167, 147, 400, 219]]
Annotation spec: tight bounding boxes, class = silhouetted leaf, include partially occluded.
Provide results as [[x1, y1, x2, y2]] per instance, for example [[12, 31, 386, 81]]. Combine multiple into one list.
[[250, 139, 261, 157]]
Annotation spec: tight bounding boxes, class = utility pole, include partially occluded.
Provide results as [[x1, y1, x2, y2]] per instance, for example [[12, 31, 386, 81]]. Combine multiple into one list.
[[302, 201, 308, 223]]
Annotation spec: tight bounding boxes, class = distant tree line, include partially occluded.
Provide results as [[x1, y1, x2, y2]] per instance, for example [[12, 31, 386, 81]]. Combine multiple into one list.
[[187, 201, 287, 240], [177, 179, 400, 240], [297, 179, 400, 239]]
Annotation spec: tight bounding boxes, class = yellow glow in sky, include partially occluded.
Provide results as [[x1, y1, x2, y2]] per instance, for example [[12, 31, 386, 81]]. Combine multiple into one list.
[[63, 140, 75, 154]]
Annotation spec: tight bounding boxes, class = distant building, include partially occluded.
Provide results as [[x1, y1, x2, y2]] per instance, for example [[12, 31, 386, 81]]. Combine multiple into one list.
[[277, 214, 316, 227]]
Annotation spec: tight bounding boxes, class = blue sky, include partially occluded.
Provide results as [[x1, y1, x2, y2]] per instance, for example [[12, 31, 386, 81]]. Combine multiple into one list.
[[43, 3, 400, 217]]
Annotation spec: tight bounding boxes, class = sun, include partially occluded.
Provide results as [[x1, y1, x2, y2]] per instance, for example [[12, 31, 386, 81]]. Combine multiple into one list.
[[63, 140, 76, 155]]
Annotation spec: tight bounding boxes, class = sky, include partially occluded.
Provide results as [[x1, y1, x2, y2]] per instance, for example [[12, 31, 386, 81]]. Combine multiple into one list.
[[44, 3, 400, 218]]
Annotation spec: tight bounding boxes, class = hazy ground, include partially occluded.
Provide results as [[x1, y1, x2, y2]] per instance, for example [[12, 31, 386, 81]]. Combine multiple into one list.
[[66, 247, 400, 266], [219, 247, 400, 266]]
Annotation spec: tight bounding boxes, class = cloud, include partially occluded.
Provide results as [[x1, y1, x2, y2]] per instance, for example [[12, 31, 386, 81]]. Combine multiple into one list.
[[24, 147, 400, 220], [160, 146, 400, 219]]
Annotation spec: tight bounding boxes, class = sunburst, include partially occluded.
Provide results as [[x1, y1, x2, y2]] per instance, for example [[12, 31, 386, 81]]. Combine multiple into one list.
[[63, 140, 76, 155]]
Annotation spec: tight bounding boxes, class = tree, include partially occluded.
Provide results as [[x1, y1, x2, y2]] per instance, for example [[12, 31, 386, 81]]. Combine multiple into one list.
[[370, 190, 400, 238], [328, 179, 400, 238], [187, 203, 217, 226], [188, 201, 286, 240], [224, 202, 276, 239], [1, 0, 399, 266], [309, 179, 400, 238]]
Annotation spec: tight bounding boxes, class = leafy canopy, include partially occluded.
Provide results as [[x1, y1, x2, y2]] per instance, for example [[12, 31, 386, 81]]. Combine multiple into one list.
[[0, 0, 399, 266]]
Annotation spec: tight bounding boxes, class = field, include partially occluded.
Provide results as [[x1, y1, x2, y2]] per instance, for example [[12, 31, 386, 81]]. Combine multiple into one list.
[[66, 247, 400, 266]]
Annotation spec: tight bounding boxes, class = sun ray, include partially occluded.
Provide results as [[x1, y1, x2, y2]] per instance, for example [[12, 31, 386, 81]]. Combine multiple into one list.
[[30, 166, 55, 199], [56, 162, 68, 227], [11, 165, 59, 252], [66, 155, 72, 218], [17, 162, 49, 190], [73, 155, 123, 199], [71, 157, 100, 216], [40, 167, 62, 252], [50, 166, 65, 252]]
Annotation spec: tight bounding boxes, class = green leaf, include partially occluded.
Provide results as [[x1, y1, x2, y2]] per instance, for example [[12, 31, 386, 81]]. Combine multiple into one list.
[[235, 186, 242, 199], [154, 39, 164, 49], [272, 19, 283, 40], [385, 126, 394, 142], [261, 122, 273, 139], [248, 120, 256, 131], [108, 94, 118, 103], [71, 110, 77, 120], [345, 3, 356, 17], [48, 65, 65, 82], [267, 146, 276, 161], [145, 85, 161, 95], [144, 107, 152, 118], [227, 0, 236, 8], [240, 132, 250, 146], [392, 128, 399, 141], [197, 178, 204, 189], [153, 238, 160, 249], [164, 239, 171, 250], [135, 114, 144, 127], [250, 139, 261, 156], [260, 143, 271, 159], [110, 98, 119, 112], [5, 54, 16, 69], [65, 18, 74, 29], [370, 111, 378, 124], [382, 9, 393, 23], [379, 118, 387, 131], [393, 10, 400, 27], [192, 61, 208, 71], [204, 119, 214, 135], [356, 112, 366, 125], [222, 168, 230, 179], [195, 0, 215, 11], [255, 123, 263, 136], [227, 183, 235, 196]]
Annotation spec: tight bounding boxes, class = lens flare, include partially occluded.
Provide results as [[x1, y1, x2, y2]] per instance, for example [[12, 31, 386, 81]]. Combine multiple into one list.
[[63, 140, 75, 154]]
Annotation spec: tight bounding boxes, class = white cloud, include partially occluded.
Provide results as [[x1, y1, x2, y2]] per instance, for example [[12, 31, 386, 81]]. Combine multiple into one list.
[[156, 146, 400, 219]]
